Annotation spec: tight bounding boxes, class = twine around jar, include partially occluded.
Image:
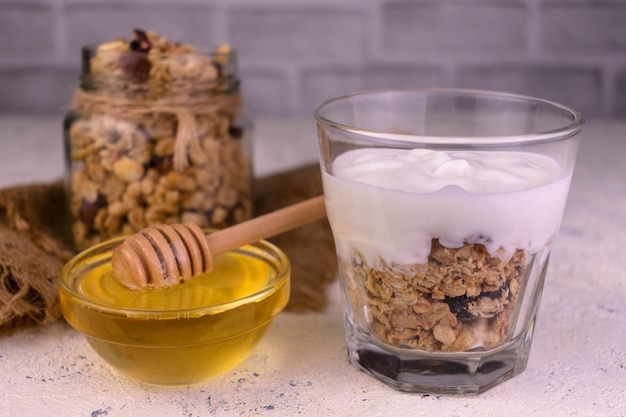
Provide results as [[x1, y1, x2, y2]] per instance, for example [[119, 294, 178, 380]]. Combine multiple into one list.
[[72, 87, 243, 171]]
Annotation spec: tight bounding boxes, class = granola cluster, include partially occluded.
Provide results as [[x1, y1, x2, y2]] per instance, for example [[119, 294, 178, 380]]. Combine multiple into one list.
[[85, 29, 235, 99], [66, 30, 250, 250], [343, 240, 527, 352]]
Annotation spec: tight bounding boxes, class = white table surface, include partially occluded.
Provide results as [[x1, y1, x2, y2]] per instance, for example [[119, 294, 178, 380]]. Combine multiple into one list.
[[0, 115, 624, 417]]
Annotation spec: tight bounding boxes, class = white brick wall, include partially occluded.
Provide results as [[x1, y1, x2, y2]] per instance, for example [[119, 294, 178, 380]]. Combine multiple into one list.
[[0, 0, 624, 118]]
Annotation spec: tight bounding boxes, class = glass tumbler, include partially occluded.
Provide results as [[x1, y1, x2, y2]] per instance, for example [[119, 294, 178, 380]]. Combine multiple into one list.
[[315, 88, 584, 394]]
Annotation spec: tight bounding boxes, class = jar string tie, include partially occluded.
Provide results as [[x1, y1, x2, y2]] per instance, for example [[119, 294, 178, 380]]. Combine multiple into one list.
[[71, 88, 242, 171]]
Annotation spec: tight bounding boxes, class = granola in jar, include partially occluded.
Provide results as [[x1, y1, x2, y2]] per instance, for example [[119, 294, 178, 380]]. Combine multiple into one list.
[[64, 30, 252, 250]]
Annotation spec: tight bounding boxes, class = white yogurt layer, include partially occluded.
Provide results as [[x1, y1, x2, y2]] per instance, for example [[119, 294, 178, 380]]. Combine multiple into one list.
[[322, 148, 572, 265]]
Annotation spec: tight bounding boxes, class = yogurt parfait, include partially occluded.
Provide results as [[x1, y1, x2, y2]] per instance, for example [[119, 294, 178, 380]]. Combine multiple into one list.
[[323, 148, 570, 352], [315, 89, 583, 394]]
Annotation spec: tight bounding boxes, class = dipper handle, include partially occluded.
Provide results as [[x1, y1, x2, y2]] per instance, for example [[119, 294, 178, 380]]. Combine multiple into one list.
[[111, 195, 327, 290], [207, 195, 326, 255]]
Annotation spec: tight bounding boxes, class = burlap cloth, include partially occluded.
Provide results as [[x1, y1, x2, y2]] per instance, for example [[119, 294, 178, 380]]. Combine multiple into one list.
[[0, 164, 337, 335]]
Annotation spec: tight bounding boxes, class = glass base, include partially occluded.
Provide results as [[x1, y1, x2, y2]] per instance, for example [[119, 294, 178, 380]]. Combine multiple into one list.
[[345, 316, 535, 395]]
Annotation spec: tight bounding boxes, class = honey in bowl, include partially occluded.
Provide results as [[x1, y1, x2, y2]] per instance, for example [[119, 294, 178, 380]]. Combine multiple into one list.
[[59, 235, 290, 385]]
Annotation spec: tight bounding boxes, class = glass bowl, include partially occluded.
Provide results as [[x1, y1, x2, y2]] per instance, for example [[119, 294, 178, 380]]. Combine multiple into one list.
[[59, 233, 290, 385]]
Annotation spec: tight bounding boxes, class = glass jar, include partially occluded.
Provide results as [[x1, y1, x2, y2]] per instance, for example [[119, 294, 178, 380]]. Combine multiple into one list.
[[63, 32, 252, 251]]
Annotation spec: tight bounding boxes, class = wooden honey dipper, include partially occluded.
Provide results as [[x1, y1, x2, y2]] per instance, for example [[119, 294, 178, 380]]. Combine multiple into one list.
[[111, 195, 326, 290]]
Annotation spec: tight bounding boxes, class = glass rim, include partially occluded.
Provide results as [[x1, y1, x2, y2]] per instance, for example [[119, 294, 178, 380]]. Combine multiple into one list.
[[313, 88, 585, 146]]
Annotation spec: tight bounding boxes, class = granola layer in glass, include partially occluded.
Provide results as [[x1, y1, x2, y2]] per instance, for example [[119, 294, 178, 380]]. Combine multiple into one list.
[[342, 239, 528, 352]]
